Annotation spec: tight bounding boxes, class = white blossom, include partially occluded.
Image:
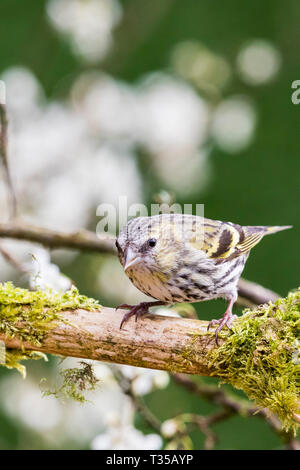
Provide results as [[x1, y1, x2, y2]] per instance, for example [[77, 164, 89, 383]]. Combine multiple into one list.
[[91, 401, 162, 450], [161, 419, 178, 438], [237, 39, 281, 86], [0, 67, 142, 235], [25, 247, 71, 291], [211, 96, 256, 154], [120, 365, 169, 396], [0, 376, 62, 432], [72, 73, 139, 141], [46, 0, 122, 62], [137, 73, 209, 154]]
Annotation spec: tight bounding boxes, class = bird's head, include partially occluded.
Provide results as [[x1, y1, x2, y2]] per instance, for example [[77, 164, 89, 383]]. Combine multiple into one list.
[[116, 215, 184, 275]]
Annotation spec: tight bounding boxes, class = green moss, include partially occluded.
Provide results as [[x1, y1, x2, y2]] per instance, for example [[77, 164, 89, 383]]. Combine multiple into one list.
[[0, 282, 101, 373], [42, 361, 99, 403], [4, 349, 48, 378], [208, 288, 300, 434], [1, 282, 299, 433]]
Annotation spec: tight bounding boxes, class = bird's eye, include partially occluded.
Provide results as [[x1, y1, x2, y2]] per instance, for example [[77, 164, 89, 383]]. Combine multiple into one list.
[[148, 238, 157, 248]]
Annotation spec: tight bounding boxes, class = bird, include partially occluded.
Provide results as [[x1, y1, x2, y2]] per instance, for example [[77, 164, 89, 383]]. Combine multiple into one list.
[[115, 213, 291, 342]]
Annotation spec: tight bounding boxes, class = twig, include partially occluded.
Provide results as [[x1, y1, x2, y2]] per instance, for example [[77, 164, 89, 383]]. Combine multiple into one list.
[[172, 373, 252, 412], [112, 366, 233, 449], [113, 366, 236, 449], [0, 243, 28, 274], [188, 410, 233, 449], [112, 367, 221, 449], [0, 103, 17, 219], [237, 278, 280, 305], [111, 367, 162, 433], [0, 223, 116, 254], [172, 373, 300, 450]]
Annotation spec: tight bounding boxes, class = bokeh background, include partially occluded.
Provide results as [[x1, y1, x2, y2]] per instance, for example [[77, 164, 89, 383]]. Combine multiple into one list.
[[0, 0, 299, 450]]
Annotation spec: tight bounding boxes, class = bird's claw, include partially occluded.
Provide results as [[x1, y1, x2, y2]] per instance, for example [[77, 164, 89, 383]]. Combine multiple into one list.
[[117, 302, 150, 329], [116, 303, 132, 311], [207, 313, 237, 345]]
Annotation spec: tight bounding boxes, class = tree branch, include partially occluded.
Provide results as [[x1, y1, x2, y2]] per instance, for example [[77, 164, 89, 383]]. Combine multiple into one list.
[[0, 222, 280, 305], [0, 307, 217, 375], [0, 222, 116, 254], [237, 278, 279, 305], [0, 285, 298, 434]]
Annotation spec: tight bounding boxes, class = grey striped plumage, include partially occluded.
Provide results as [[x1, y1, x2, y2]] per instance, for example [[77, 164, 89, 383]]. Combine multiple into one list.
[[116, 214, 291, 339]]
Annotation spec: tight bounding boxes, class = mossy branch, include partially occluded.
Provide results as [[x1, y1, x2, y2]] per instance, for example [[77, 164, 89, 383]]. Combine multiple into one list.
[[0, 282, 299, 433]]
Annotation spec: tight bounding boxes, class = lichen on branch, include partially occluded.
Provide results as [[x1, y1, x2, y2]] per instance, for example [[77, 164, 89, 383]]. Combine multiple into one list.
[[42, 361, 99, 403], [0, 281, 101, 371], [206, 288, 300, 434], [0, 281, 299, 434], [4, 349, 48, 378]]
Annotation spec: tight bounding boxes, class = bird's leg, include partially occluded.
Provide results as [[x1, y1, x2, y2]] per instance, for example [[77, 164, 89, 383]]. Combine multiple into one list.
[[207, 297, 238, 345], [116, 301, 167, 329]]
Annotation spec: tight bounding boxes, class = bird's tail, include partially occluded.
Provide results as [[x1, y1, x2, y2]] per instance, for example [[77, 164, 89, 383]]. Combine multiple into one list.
[[237, 224, 292, 253], [263, 225, 293, 235]]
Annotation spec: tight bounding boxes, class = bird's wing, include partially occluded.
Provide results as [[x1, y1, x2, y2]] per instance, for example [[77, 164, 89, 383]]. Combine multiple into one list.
[[235, 228, 264, 254], [235, 224, 292, 253], [188, 218, 268, 261]]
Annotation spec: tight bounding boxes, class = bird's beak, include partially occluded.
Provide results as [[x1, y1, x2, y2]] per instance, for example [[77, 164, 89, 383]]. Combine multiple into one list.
[[124, 247, 141, 271]]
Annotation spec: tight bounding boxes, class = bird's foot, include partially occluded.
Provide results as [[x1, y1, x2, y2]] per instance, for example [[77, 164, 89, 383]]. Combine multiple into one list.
[[207, 311, 237, 345], [117, 302, 152, 329]]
